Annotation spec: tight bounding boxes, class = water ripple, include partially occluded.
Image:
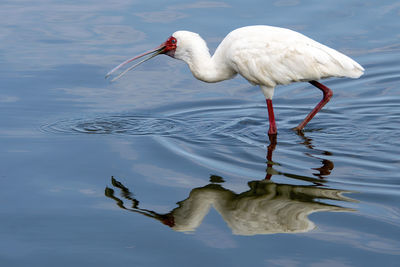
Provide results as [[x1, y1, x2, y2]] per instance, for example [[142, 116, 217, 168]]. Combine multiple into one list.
[[41, 104, 272, 147], [42, 115, 181, 136]]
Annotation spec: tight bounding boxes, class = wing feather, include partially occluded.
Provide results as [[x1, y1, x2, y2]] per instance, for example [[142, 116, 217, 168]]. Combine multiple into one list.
[[223, 26, 364, 86]]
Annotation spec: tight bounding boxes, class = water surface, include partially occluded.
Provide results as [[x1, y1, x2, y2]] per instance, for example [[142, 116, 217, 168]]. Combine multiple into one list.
[[1, 0, 400, 266]]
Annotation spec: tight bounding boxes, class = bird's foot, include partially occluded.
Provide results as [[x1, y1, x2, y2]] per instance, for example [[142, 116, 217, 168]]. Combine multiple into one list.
[[292, 126, 304, 133]]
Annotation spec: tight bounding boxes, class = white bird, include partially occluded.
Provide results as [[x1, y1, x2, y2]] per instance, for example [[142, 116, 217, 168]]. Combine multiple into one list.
[[106, 25, 364, 135]]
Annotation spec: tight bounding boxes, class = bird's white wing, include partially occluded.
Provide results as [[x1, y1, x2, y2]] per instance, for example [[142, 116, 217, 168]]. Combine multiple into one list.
[[225, 26, 364, 87]]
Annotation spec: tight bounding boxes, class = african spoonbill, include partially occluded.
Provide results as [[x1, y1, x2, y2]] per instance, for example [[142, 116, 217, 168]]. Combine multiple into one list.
[[106, 25, 364, 135]]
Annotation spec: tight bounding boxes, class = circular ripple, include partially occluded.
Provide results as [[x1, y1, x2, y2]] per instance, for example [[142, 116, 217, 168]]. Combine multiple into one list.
[[40, 104, 274, 147], [41, 116, 182, 136]]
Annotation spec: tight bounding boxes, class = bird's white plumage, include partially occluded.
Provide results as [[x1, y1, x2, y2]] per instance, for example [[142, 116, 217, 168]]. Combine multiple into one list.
[[172, 25, 364, 99]]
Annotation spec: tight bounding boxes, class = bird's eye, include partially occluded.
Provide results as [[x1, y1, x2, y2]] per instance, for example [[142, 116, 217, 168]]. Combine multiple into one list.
[[171, 39, 176, 44]]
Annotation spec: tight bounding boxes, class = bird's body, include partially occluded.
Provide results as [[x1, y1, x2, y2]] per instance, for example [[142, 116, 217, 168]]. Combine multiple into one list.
[[106, 25, 364, 135], [172, 26, 363, 99]]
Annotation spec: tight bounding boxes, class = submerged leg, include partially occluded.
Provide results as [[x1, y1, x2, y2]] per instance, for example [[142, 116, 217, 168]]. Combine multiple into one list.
[[265, 133, 277, 180], [294, 80, 333, 131], [266, 99, 277, 135]]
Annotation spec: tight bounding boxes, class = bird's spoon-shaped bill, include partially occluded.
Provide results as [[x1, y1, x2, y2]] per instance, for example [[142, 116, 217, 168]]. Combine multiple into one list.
[[105, 44, 165, 82]]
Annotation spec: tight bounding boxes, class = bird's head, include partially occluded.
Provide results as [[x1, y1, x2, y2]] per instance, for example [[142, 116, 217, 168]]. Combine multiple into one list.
[[161, 35, 178, 58], [105, 31, 206, 81], [169, 31, 207, 63]]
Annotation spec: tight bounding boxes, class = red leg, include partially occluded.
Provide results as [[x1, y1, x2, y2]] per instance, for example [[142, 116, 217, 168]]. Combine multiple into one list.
[[266, 99, 277, 135], [294, 81, 333, 131]]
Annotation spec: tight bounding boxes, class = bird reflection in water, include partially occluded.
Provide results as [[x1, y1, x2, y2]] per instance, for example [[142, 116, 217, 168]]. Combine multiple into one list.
[[105, 134, 355, 235]]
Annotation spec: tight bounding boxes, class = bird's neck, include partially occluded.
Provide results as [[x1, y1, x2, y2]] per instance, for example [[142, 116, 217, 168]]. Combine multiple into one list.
[[178, 41, 236, 83]]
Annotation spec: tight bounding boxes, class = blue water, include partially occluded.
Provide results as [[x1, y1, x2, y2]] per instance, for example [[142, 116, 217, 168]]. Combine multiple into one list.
[[1, 1, 400, 266]]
